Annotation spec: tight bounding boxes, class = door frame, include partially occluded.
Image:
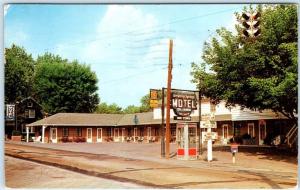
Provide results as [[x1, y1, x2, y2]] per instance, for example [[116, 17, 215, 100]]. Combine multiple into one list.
[[247, 123, 255, 137], [121, 128, 125, 142], [97, 128, 102, 142], [50, 127, 57, 143], [114, 128, 119, 142], [259, 120, 267, 145], [87, 128, 93, 143]]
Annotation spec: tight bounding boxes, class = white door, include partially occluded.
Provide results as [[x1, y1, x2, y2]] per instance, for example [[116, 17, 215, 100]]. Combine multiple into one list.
[[50, 128, 57, 143], [87, 128, 93, 143], [97, 128, 102, 142], [259, 122, 266, 145], [248, 123, 255, 137], [114, 128, 119, 142], [134, 128, 138, 142], [222, 124, 228, 144], [121, 128, 125, 142]]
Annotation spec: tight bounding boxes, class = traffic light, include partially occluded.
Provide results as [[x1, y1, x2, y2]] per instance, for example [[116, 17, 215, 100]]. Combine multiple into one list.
[[241, 12, 261, 38]]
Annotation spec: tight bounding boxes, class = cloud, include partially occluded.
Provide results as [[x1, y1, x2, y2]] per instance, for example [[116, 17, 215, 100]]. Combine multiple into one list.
[[82, 5, 159, 63], [4, 4, 10, 16], [51, 5, 199, 107]]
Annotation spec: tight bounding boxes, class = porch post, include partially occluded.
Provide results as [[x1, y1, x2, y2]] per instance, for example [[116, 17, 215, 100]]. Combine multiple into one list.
[[26, 126, 29, 143], [42, 125, 46, 143]]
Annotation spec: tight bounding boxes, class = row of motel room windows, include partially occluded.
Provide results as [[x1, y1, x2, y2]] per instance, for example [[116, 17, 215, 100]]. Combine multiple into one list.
[[50, 127, 172, 138], [39, 123, 266, 140]]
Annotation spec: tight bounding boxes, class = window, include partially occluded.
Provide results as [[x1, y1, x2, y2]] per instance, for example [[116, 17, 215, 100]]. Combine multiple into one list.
[[140, 128, 144, 136], [154, 128, 159, 136], [27, 102, 33, 107], [234, 124, 241, 136], [63, 128, 69, 137], [210, 102, 216, 112], [25, 108, 35, 118], [31, 127, 35, 133], [171, 128, 176, 136], [107, 128, 112, 137], [222, 124, 229, 139], [76, 128, 82, 137], [28, 109, 35, 118]]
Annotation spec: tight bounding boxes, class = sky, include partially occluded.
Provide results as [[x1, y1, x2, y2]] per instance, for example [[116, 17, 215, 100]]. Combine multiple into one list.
[[4, 4, 245, 108]]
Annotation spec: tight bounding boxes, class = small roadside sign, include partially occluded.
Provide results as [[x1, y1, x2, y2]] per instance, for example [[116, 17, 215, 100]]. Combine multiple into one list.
[[174, 116, 191, 121], [231, 143, 238, 153], [200, 121, 217, 128]]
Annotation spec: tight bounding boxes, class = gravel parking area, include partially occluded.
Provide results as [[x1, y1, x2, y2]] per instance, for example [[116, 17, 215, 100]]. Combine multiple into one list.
[[6, 141, 297, 174], [5, 156, 145, 188]]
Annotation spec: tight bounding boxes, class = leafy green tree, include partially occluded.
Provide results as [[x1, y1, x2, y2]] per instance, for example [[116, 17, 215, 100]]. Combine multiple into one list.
[[123, 105, 141, 114], [33, 53, 99, 114], [5, 44, 35, 103], [95, 102, 123, 114], [139, 90, 163, 112], [191, 5, 297, 124]]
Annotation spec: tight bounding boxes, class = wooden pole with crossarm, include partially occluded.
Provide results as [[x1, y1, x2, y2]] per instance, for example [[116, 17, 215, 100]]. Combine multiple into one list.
[[165, 39, 173, 159]]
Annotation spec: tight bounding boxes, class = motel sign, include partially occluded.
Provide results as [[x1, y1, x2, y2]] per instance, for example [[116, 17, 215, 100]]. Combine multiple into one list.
[[171, 92, 197, 118]]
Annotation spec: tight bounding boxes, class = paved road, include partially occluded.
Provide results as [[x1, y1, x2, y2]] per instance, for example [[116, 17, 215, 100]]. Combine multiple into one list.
[[5, 142, 297, 189]]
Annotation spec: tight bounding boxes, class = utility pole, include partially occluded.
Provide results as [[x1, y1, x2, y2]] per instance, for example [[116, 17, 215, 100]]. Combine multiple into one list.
[[198, 90, 202, 156], [161, 87, 165, 157], [165, 39, 173, 159]]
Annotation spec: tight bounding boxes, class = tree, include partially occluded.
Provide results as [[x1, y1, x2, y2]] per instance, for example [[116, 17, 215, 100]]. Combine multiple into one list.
[[123, 105, 141, 114], [95, 102, 123, 114], [191, 5, 297, 124], [33, 53, 99, 114], [5, 44, 35, 103], [139, 90, 163, 112]]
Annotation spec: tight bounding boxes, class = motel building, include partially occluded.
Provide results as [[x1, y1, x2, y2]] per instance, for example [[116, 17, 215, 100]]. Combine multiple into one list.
[[25, 98, 295, 147]]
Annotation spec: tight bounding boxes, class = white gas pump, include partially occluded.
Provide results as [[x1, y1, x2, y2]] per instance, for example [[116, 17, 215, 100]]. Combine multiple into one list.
[[176, 123, 197, 160]]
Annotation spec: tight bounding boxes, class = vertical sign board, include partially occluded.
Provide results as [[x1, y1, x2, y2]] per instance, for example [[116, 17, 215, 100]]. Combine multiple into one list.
[[6, 104, 15, 120], [149, 89, 159, 108]]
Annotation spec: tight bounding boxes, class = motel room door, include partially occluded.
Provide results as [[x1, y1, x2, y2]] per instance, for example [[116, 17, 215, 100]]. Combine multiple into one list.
[[50, 128, 57, 143], [259, 120, 267, 145], [97, 128, 102, 142], [87, 128, 93, 143]]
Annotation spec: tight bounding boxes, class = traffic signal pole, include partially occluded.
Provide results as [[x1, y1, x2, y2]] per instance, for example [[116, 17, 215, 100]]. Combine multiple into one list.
[[165, 39, 173, 159]]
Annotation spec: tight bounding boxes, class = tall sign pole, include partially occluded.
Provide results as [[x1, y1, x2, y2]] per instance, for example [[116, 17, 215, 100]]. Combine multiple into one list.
[[165, 39, 173, 159], [198, 90, 202, 155], [161, 88, 165, 157]]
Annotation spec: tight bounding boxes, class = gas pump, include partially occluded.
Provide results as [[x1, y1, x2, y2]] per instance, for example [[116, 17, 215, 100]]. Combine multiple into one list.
[[176, 123, 197, 160]]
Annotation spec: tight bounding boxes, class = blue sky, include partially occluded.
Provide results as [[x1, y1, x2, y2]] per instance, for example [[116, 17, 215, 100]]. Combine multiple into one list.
[[5, 4, 245, 108]]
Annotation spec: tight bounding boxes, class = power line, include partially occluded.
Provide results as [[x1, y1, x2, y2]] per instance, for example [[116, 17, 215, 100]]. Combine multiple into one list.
[[100, 64, 185, 85], [101, 66, 168, 85], [48, 7, 238, 51]]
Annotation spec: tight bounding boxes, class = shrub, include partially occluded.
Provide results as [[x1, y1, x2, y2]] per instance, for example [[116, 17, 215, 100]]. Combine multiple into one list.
[[241, 133, 251, 139], [12, 130, 21, 136]]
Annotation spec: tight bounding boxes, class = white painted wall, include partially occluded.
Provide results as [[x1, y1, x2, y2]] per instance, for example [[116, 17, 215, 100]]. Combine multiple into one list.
[[153, 102, 211, 119], [153, 100, 286, 121]]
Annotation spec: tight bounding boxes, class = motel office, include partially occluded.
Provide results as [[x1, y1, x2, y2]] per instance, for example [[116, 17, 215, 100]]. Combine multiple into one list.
[[26, 98, 292, 145]]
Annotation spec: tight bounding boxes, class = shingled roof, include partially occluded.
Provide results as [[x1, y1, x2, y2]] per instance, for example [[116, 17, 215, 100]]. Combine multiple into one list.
[[27, 113, 124, 127], [27, 112, 232, 127]]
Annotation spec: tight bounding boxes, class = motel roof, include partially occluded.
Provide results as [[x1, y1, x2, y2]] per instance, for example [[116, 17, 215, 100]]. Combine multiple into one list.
[[27, 112, 232, 127]]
